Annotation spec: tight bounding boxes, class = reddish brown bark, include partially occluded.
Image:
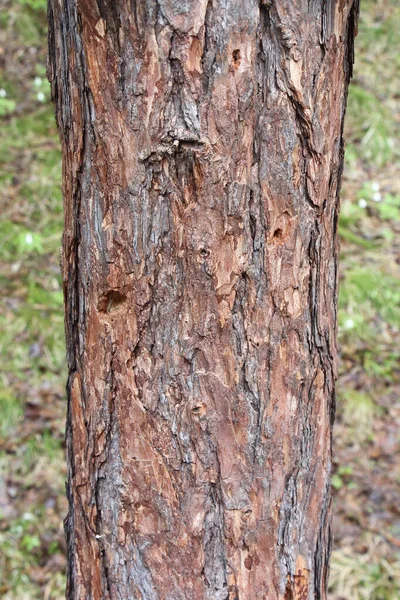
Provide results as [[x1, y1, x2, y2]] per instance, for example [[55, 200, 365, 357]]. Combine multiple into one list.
[[48, 1, 359, 598]]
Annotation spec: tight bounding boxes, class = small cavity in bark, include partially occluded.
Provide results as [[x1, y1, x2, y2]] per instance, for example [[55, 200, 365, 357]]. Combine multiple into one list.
[[192, 403, 206, 417], [199, 247, 210, 258], [232, 49, 241, 69], [98, 290, 127, 313]]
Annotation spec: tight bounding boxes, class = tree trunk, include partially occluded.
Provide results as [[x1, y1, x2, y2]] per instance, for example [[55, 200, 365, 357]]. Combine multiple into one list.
[[48, 1, 359, 598]]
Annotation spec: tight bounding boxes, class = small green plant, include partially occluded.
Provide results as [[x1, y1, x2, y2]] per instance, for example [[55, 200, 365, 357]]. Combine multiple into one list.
[[332, 466, 356, 491], [0, 387, 23, 441], [376, 194, 400, 222], [0, 97, 16, 117], [339, 197, 377, 248], [363, 350, 400, 382], [0, 509, 65, 600], [20, 534, 41, 553]]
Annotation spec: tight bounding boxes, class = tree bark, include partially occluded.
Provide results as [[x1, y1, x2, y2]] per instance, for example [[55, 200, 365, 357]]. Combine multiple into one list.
[[48, 1, 359, 598]]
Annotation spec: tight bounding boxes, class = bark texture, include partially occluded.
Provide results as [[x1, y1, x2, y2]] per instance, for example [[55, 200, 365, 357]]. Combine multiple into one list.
[[48, 1, 359, 598]]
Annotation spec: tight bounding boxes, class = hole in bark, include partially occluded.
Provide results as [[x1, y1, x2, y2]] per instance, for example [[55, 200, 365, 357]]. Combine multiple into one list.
[[232, 49, 241, 62], [199, 247, 210, 259], [271, 213, 291, 244], [232, 49, 242, 69], [228, 586, 239, 600], [192, 403, 206, 417], [98, 290, 127, 313]]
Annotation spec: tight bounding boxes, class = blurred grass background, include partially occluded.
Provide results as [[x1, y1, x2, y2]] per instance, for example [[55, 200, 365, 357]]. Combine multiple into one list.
[[0, 0, 399, 598]]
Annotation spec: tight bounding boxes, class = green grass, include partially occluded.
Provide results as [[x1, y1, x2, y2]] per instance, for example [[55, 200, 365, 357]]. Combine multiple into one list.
[[346, 85, 396, 168], [344, 1, 400, 168], [0, 508, 66, 600], [337, 390, 382, 446], [0, 3, 66, 598], [0, 388, 23, 440], [330, 547, 400, 600], [339, 265, 400, 341], [333, 2, 400, 595]]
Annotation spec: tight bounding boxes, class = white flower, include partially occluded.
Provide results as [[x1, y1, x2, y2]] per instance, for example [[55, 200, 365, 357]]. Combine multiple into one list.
[[358, 198, 367, 208], [371, 181, 380, 192], [34, 76, 42, 87], [25, 233, 33, 245], [372, 191, 382, 202], [344, 318, 354, 330], [11, 262, 21, 273], [0, 88, 6, 98], [37, 91, 45, 102]]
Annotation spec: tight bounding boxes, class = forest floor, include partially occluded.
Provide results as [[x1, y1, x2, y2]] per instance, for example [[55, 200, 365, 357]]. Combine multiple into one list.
[[0, 1, 399, 598]]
